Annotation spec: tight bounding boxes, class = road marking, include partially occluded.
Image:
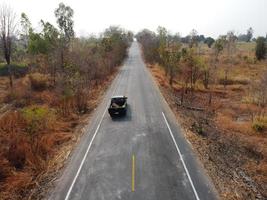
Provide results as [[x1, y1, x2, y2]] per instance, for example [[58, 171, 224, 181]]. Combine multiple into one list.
[[64, 69, 125, 200], [132, 154, 135, 192], [162, 112, 200, 200]]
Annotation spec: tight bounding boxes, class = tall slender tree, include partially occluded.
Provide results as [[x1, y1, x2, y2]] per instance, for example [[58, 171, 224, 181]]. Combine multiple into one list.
[[20, 12, 32, 49], [54, 2, 74, 69], [0, 4, 17, 88]]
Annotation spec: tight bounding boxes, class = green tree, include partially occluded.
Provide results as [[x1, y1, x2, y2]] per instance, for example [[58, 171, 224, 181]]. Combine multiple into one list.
[[204, 37, 215, 48], [246, 27, 253, 42], [168, 44, 181, 86], [20, 12, 32, 49], [54, 2, 74, 69], [157, 26, 169, 75], [183, 48, 199, 89], [189, 29, 198, 48], [28, 32, 49, 54], [255, 37, 266, 60], [28, 21, 59, 55], [213, 37, 225, 62], [40, 20, 59, 51], [136, 29, 160, 63]]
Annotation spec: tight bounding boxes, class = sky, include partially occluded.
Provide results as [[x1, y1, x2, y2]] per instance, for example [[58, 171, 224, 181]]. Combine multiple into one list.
[[0, 0, 266, 38]]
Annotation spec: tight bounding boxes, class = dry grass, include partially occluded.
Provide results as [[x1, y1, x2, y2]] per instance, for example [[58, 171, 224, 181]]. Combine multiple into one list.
[[0, 67, 119, 199], [148, 45, 267, 199]]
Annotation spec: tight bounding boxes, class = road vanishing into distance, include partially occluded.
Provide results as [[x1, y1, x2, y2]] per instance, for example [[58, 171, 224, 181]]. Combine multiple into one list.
[[49, 42, 218, 200]]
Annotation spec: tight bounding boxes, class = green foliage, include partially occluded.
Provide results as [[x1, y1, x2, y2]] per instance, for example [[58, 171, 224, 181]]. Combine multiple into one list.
[[136, 29, 160, 63], [41, 20, 59, 50], [189, 29, 198, 48], [21, 106, 56, 135], [192, 122, 205, 136], [255, 37, 266, 60], [204, 37, 215, 48], [28, 32, 50, 54], [182, 48, 210, 88], [55, 2, 74, 45], [213, 37, 225, 60], [20, 13, 31, 30], [157, 26, 167, 47], [0, 63, 28, 77], [28, 21, 59, 55], [100, 26, 132, 66], [157, 26, 170, 74], [101, 37, 113, 52], [20, 12, 32, 50], [252, 121, 264, 132], [162, 43, 182, 85]]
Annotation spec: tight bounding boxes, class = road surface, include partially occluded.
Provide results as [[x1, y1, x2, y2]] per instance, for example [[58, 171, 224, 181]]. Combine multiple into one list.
[[49, 42, 218, 200]]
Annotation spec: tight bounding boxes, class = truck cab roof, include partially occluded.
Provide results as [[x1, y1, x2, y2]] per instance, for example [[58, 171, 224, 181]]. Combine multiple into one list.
[[111, 95, 127, 99]]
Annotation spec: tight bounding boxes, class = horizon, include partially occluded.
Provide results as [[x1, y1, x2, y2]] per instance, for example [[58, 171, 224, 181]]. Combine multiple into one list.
[[1, 0, 266, 39]]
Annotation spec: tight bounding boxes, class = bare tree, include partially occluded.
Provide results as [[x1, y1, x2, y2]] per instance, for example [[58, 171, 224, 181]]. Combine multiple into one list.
[[223, 31, 237, 89], [189, 29, 198, 49], [0, 4, 17, 88]]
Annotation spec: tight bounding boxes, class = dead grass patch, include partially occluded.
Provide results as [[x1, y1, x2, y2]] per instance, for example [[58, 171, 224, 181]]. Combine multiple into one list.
[[148, 60, 267, 200]]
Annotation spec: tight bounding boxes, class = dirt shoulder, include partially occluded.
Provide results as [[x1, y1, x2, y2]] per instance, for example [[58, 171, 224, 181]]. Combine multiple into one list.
[[147, 64, 267, 200]]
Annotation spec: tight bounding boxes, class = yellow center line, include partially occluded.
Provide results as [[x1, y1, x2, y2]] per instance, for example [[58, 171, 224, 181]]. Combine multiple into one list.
[[132, 154, 135, 192]]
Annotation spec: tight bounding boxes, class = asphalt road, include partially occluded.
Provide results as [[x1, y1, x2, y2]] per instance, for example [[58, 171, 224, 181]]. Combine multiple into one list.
[[49, 42, 218, 200]]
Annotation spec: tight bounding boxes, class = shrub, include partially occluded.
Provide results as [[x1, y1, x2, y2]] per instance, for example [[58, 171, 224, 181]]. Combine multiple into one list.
[[4, 88, 33, 108], [243, 55, 256, 64], [252, 117, 267, 132], [255, 37, 266, 60], [218, 78, 249, 85], [191, 122, 205, 136], [29, 73, 49, 91], [0, 63, 28, 78], [0, 159, 9, 181], [7, 138, 27, 169], [21, 106, 56, 135], [252, 121, 265, 132], [75, 89, 88, 113], [4, 91, 18, 102]]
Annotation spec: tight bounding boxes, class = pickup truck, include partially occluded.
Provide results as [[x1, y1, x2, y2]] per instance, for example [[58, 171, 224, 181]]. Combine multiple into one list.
[[108, 96, 127, 117]]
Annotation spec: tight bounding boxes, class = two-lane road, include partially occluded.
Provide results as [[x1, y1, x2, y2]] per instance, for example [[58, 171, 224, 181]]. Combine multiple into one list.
[[49, 42, 218, 200]]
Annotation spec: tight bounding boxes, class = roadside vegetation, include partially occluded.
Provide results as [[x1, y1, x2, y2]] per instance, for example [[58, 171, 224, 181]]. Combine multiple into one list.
[[0, 3, 132, 199], [137, 27, 267, 200]]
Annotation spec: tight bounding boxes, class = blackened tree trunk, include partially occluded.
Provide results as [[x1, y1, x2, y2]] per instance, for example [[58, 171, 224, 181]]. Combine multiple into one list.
[[0, 5, 16, 89], [3, 35, 13, 88]]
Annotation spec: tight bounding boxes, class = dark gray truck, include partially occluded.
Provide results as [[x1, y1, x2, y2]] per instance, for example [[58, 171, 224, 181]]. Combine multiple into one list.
[[108, 96, 127, 117]]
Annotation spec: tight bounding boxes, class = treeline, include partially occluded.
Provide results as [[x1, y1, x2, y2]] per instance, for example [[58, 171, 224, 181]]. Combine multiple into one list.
[[136, 26, 267, 104], [1, 3, 133, 93], [0, 3, 133, 198], [136, 27, 219, 89]]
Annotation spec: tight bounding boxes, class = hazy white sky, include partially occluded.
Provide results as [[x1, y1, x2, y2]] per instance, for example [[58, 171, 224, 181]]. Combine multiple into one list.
[[1, 0, 266, 38]]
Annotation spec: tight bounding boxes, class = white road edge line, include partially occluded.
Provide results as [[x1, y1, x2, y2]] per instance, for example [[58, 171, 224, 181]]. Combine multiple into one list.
[[162, 112, 200, 200], [64, 104, 108, 200], [64, 68, 122, 200]]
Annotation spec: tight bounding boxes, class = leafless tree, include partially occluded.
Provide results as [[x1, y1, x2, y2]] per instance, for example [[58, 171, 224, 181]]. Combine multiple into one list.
[[0, 4, 17, 88], [223, 31, 237, 89]]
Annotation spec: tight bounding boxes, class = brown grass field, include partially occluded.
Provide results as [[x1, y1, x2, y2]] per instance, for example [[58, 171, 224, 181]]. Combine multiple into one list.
[[148, 42, 267, 200], [0, 70, 119, 200]]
